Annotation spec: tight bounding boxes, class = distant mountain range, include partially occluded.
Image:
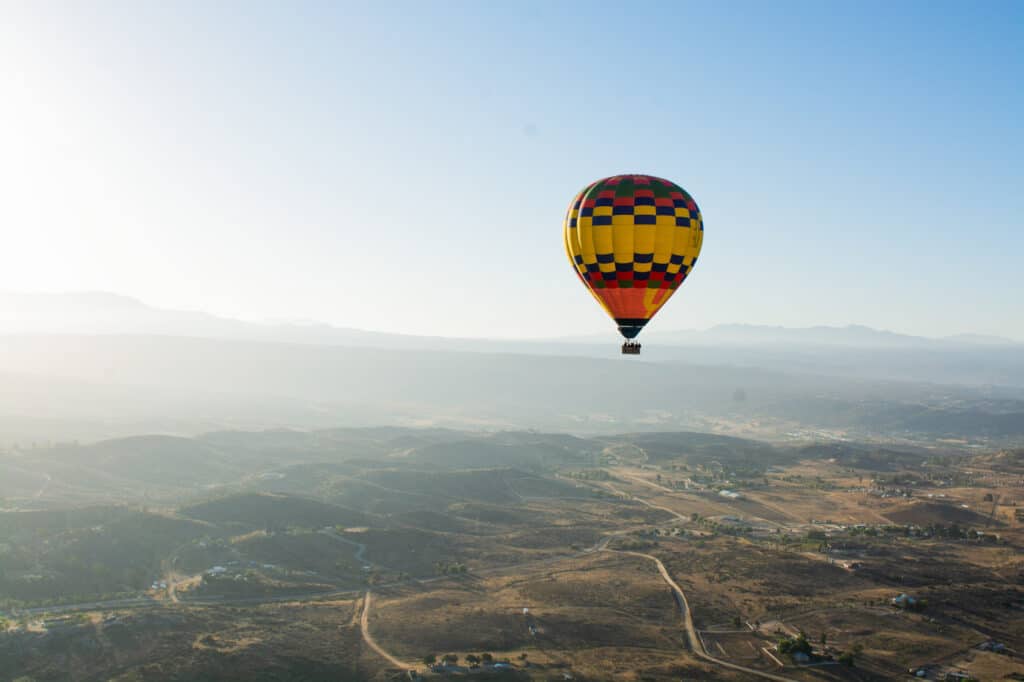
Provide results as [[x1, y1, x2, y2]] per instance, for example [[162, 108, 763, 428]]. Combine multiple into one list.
[[1, 291, 1018, 349], [0, 292, 1022, 444], [640, 324, 1020, 348]]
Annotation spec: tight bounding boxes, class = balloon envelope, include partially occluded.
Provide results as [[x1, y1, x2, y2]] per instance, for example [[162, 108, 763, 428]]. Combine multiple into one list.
[[563, 174, 704, 339]]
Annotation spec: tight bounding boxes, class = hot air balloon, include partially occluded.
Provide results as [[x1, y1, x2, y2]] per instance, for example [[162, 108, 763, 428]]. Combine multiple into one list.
[[563, 174, 703, 354]]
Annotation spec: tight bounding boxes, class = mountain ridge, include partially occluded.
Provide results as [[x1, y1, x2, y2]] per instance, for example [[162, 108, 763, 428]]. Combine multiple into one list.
[[2, 291, 1018, 348]]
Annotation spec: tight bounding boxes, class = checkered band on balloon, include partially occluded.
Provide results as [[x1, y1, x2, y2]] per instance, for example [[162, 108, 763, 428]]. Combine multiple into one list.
[[564, 175, 702, 290], [563, 174, 704, 329]]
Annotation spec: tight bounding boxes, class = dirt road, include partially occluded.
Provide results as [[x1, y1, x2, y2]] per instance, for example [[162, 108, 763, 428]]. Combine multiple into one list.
[[607, 548, 799, 682], [360, 591, 413, 671]]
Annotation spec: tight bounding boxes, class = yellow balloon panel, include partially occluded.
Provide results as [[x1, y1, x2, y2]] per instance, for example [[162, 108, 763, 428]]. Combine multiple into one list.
[[563, 174, 703, 339]]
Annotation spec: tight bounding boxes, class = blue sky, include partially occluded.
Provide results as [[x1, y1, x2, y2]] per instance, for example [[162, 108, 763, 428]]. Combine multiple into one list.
[[1, 1, 1021, 338]]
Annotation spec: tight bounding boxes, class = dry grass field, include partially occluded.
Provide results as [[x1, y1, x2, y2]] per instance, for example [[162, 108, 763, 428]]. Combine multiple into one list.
[[4, 601, 367, 681], [5, 431, 1022, 681], [364, 552, 734, 680]]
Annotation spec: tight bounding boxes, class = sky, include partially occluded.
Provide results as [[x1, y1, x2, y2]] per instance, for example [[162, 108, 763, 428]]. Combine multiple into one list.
[[1, 1, 1022, 339]]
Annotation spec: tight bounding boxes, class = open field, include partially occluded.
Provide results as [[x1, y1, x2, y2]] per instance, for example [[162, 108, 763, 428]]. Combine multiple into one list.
[[0, 600, 366, 681], [1, 428, 1022, 680]]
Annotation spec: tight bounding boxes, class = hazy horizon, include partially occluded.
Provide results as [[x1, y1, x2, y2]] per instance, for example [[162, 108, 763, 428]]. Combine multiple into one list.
[[1, 288, 1022, 344]]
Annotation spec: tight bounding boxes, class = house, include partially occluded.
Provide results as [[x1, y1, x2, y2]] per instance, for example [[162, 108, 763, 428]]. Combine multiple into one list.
[[792, 652, 811, 664], [979, 640, 1007, 653], [892, 593, 917, 608]]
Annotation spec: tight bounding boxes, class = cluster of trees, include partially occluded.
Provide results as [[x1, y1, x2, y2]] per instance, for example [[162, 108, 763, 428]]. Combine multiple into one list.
[[848, 523, 922, 538], [423, 652, 500, 667], [872, 474, 920, 486], [780, 475, 838, 491], [564, 469, 611, 481], [778, 631, 860, 667], [614, 537, 657, 551], [433, 561, 468, 576], [777, 632, 812, 657], [849, 521, 1002, 543], [689, 513, 755, 537], [650, 473, 693, 490], [923, 523, 997, 541]]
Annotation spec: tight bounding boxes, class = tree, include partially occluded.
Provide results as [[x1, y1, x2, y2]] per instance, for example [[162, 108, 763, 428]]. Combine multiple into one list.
[[481, 653, 493, 663], [820, 633, 827, 647], [838, 652, 854, 667], [778, 632, 812, 657], [443, 654, 458, 664], [733, 616, 742, 629], [466, 654, 480, 665], [423, 654, 436, 665]]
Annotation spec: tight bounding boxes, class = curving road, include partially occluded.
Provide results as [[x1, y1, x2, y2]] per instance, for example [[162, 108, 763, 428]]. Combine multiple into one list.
[[360, 591, 413, 670], [8, 467, 800, 682], [606, 548, 798, 682]]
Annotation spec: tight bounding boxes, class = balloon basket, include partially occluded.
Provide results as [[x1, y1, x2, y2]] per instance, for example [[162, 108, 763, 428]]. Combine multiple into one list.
[[621, 341, 641, 355]]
